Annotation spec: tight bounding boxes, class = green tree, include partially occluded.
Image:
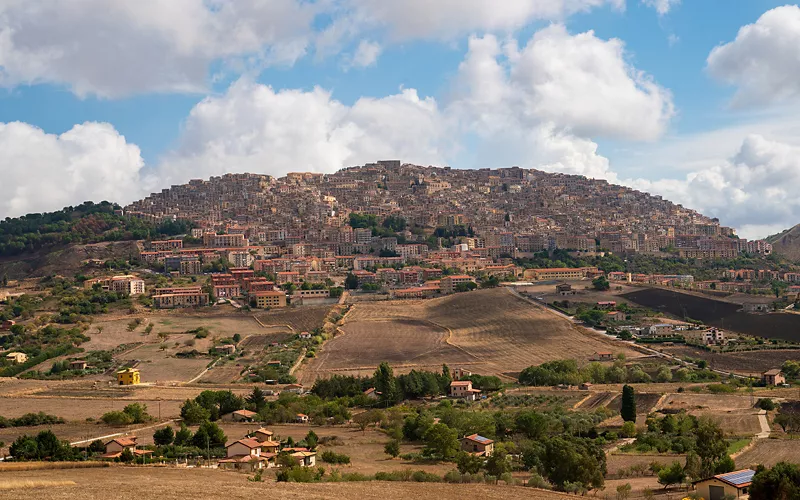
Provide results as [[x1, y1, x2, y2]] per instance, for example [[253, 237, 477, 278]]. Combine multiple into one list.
[[620, 421, 637, 438], [247, 387, 267, 413], [657, 461, 685, 489], [373, 362, 399, 403], [592, 276, 611, 291], [423, 423, 460, 459], [122, 403, 151, 424], [344, 273, 359, 290], [174, 423, 192, 446], [119, 447, 135, 463], [655, 366, 673, 383], [485, 449, 511, 479], [694, 417, 728, 477], [304, 430, 319, 450], [621, 385, 637, 423], [192, 421, 226, 449], [384, 439, 400, 458], [180, 399, 211, 425], [456, 451, 483, 473], [153, 426, 174, 446], [749, 462, 800, 500], [684, 451, 702, 481]]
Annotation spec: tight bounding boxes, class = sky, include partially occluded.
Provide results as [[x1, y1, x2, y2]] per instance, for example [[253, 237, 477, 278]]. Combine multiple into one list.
[[2, 1, 800, 239]]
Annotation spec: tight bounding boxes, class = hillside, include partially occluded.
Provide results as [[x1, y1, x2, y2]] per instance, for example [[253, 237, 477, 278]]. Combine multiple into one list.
[[0, 202, 191, 278], [767, 223, 800, 261]]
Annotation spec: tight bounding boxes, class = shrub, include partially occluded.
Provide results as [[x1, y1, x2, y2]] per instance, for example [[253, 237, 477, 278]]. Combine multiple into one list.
[[101, 411, 134, 426], [384, 439, 400, 458], [320, 450, 351, 465], [341, 472, 371, 482], [527, 472, 552, 489], [706, 384, 736, 394], [443, 470, 462, 483], [755, 398, 776, 411]]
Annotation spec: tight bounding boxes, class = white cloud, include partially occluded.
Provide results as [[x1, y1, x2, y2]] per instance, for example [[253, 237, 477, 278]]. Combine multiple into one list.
[[158, 79, 447, 183], [346, 40, 382, 69], [641, 0, 679, 15], [335, 0, 624, 41], [631, 135, 800, 239], [450, 28, 673, 143], [0, 122, 145, 218], [707, 5, 800, 107], [0, 0, 316, 97]]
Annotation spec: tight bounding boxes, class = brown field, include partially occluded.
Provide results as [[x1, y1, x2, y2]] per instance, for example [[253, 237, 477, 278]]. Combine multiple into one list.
[[694, 411, 763, 435], [254, 305, 333, 333], [735, 438, 800, 468], [116, 342, 210, 383], [606, 453, 684, 477], [659, 345, 800, 376], [661, 393, 753, 412], [0, 396, 184, 421], [0, 467, 574, 500], [299, 288, 640, 383], [606, 393, 664, 415]]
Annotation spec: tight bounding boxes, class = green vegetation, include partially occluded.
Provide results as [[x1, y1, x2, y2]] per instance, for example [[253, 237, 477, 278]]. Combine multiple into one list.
[[311, 364, 458, 402], [0, 201, 193, 257], [320, 450, 351, 464], [101, 403, 153, 426], [9, 430, 81, 461], [0, 412, 65, 428], [750, 462, 800, 500], [621, 385, 636, 423]]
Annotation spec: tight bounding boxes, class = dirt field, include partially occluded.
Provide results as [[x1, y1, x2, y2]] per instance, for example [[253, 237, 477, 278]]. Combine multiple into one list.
[[659, 345, 800, 376], [299, 288, 641, 383], [606, 453, 684, 477], [254, 306, 333, 333], [735, 438, 800, 468], [0, 467, 575, 500]]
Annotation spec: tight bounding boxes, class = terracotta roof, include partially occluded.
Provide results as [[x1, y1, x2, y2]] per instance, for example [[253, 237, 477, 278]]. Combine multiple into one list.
[[462, 434, 494, 445], [226, 438, 262, 449], [107, 437, 137, 447]]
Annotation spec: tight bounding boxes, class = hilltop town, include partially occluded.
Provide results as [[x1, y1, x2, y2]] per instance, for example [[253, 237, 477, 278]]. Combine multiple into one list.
[[1, 162, 799, 499]]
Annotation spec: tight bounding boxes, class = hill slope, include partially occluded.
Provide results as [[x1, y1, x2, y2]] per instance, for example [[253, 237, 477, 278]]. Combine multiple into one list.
[[767, 223, 800, 260]]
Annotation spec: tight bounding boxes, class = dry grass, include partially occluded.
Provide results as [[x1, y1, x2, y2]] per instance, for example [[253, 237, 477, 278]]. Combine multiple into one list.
[[736, 438, 800, 468], [0, 462, 110, 472], [300, 288, 641, 383], [0, 480, 77, 490], [0, 467, 574, 500]]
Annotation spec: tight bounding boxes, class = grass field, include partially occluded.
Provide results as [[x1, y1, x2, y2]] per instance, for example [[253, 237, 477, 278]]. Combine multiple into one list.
[[299, 288, 641, 383], [0, 467, 575, 500]]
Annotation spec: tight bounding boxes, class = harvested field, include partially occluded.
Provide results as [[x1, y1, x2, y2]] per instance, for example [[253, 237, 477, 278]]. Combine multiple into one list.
[[576, 392, 616, 410], [736, 439, 800, 468], [116, 342, 209, 383], [0, 467, 573, 500], [694, 410, 763, 435], [300, 288, 640, 383], [661, 393, 753, 412], [607, 393, 663, 415], [255, 305, 332, 333], [624, 287, 800, 341], [0, 396, 184, 420], [659, 345, 800, 376]]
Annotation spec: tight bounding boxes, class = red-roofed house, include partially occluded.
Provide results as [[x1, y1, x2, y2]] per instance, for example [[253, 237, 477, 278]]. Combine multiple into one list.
[[450, 380, 481, 401], [460, 434, 494, 456]]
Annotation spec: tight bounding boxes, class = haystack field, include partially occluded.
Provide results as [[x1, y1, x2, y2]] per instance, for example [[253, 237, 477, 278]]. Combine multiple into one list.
[[299, 288, 640, 383], [0, 466, 573, 500]]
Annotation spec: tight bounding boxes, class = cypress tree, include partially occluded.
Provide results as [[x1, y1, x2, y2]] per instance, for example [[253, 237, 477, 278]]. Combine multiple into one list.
[[621, 384, 637, 422]]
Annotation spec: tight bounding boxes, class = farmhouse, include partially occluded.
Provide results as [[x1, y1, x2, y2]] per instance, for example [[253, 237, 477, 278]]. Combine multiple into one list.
[[101, 436, 152, 459], [606, 311, 626, 322], [295, 413, 309, 423], [225, 438, 262, 459], [291, 451, 317, 467], [252, 428, 274, 441], [596, 301, 616, 310], [364, 388, 379, 400], [220, 438, 267, 472], [762, 369, 786, 386], [460, 434, 494, 456], [646, 324, 674, 338], [116, 367, 140, 385], [5, 352, 28, 364], [556, 283, 575, 296], [450, 380, 481, 401], [298, 331, 312, 340], [593, 351, 614, 361], [69, 360, 88, 370], [693, 469, 754, 500], [217, 344, 236, 355], [223, 409, 258, 422]]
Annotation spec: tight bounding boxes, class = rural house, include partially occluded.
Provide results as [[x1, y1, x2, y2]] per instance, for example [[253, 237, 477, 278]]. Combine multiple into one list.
[[450, 380, 481, 401], [291, 451, 317, 467], [69, 360, 87, 370], [223, 409, 258, 422], [693, 469, 754, 500], [593, 351, 614, 361], [363, 388, 380, 400], [252, 428, 274, 441], [606, 311, 626, 322], [101, 436, 152, 459], [556, 283, 575, 296], [460, 434, 494, 456], [5, 352, 27, 364], [116, 367, 140, 385], [283, 383, 304, 394], [762, 369, 786, 386], [225, 438, 262, 459], [295, 413, 309, 423]]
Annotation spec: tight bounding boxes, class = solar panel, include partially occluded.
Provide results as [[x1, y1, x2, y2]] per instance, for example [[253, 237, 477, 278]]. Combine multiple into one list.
[[718, 469, 755, 486]]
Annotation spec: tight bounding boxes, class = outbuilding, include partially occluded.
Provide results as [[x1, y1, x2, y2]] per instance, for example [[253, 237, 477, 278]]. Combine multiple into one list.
[[693, 469, 755, 500]]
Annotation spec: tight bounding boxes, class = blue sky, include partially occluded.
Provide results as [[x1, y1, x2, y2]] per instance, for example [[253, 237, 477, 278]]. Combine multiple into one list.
[[2, 1, 800, 239]]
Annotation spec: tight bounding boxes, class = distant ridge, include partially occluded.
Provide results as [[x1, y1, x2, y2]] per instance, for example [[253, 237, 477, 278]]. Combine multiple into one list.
[[766, 223, 800, 261]]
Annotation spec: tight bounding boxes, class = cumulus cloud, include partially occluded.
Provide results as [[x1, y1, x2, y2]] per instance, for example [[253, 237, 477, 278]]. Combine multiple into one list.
[[641, 0, 679, 15], [344, 40, 382, 69], [631, 135, 800, 239], [0, 122, 145, 218], [707, 5, 800, 107], [157, 79, 447, 183], [443, 27, 672, 180], [0, 0, 316, 97]]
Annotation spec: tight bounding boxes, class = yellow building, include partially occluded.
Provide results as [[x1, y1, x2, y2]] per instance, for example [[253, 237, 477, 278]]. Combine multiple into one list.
[[693, 469, 754, 500], [254, 291, 287, 308], [5, 352, 28, 364], [116, 368, 141, 385]]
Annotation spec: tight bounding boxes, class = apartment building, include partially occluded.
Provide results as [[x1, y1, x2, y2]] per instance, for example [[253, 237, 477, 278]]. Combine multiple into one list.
[[153, 287, 209, 308], [440, 275, 475, 294], [254, 291, 287, 308]]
